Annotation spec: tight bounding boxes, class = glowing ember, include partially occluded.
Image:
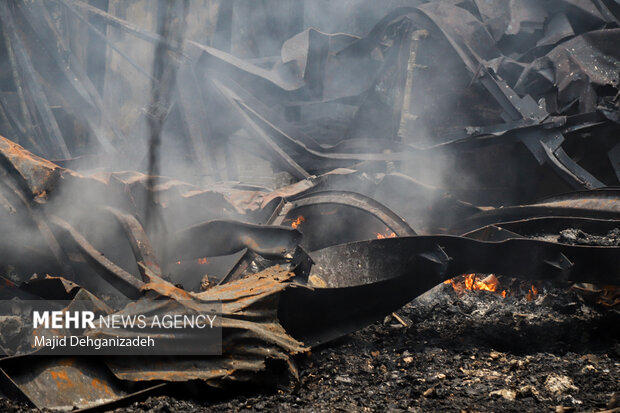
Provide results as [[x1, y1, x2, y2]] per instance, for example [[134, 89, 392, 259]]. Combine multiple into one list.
[[444, 274, 503, 296], [197, 257, 208, 265], [291, 215, 305, 229], [526, 284, 539, 301], [176, 260, 181, 265], [375, 228, 397, 239]]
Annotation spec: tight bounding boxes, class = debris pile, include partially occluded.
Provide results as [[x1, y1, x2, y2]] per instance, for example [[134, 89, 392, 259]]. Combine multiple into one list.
[[0, 0, 619, 410]]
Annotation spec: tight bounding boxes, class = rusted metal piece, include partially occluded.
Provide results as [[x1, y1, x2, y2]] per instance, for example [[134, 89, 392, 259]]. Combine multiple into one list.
[[0, 275, 41, 300], [0, 356, 163, 411], [0, 143, 74, 278], [269, 190, 416, 251], [0, 135, 61, 199], [1, 1, 620, 410], [221, 189, 416, 283], [101, 266, 308, 383]]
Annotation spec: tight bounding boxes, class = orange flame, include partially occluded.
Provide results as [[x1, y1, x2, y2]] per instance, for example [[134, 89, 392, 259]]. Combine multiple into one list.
[[197, 257, 208, 265], [526, 284, 538, 301], [376, 228, 397, 239], [291, 215, 305, 229], [444, 274, 503, 296]]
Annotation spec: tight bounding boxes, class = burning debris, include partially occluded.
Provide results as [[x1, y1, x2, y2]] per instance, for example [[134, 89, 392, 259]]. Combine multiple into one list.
[[0, 0, 618, 411]]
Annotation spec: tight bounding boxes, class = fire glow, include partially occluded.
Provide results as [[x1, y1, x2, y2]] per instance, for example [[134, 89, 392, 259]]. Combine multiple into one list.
[[375, 228, 397, 239], [444, 274, 507, 297], [444, 274, 544, 301], [291, 215, 305, 229]]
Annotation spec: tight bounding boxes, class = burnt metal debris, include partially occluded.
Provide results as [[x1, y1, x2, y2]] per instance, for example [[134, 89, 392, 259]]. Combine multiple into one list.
[[0, 0, 619, 410]]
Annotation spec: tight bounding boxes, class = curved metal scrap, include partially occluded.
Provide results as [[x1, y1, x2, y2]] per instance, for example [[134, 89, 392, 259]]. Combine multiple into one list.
[[455, 189, 620, 233], [171, 220, 302, 261], [0, 356, 164, 411], [48, 215, 144, 299], [462, 216, 620, 241], [280, 232, 620, 346], [104, 206, 162, 281], [272, 190, 417, 237], [98, 266, 308, 383]]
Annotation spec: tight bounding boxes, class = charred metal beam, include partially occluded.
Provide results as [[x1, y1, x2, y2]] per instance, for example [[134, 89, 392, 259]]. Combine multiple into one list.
[[389, 3, 607, 190], [104, 206, 162, 281], [463, 216, 620, 242], [171, 220, 301, 261], [49, 215, 144, 299], [455, 189, 620, 233], [281, 233, 620, 346], [271, 190, 417, 237], [0, 355, 165, 411]]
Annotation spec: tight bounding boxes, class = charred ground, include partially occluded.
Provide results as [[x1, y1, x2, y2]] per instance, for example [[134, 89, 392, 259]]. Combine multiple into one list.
[[113, 284, 620, 412]]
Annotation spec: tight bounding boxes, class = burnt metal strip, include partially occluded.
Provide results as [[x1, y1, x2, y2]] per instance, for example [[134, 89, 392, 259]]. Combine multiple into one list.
[[454, 190, 620, 233], [278, 190, 417, 237], [104, 207, 162, 281], [171, 220, 302, 261], [222, 189, 416, 285], [0, 355, 164, 411], [281, 235, 620, 346], [462, 216, 620, 241], [49, 215, 144, 299]]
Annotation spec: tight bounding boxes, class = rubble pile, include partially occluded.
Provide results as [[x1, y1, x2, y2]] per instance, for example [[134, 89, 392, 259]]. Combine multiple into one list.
[[0, 0, 618, 410]]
